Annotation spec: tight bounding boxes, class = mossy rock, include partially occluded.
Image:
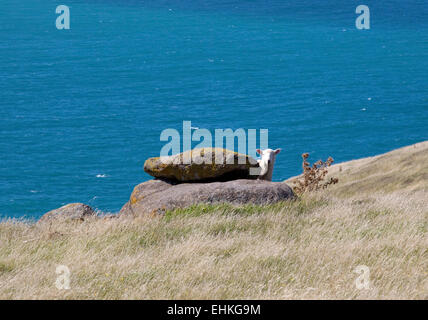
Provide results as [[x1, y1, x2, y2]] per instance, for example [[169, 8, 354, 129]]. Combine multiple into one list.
[[119, 179, 295, 216], [144, 148, 260, 182]]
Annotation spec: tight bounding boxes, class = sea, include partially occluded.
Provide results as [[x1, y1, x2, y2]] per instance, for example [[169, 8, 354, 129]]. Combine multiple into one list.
[[1, 0, 427, 218]]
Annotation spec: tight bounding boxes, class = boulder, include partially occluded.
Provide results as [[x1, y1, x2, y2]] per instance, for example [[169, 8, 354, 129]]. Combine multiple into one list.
[[39, 203, 96, 222], [120, 179, 295, 216], [143, 148, 260, 182]]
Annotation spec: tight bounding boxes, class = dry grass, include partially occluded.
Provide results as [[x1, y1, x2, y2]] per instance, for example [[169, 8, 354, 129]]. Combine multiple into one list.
[[0, 141, 427, 299], [293, 153, 338, 194], [287, 140, 428, 197]]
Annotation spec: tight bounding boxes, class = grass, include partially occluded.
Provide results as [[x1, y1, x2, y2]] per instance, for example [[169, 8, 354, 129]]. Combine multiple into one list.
[[0, 141, 427, 299], [286, 140, 428, 197]]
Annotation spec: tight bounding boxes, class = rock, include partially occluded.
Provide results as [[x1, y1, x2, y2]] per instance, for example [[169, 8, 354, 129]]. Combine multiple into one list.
[[120, 179, 295, 216], [143, 148, 260, 182], [39, 203, 96, 222]]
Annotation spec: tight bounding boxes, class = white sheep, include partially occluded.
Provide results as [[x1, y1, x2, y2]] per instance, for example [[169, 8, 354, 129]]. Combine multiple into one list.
[[256, 148, 281, 181]]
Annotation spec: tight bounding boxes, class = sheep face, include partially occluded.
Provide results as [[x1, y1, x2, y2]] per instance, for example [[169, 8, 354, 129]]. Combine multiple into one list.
[[256, 148, 281, 181]]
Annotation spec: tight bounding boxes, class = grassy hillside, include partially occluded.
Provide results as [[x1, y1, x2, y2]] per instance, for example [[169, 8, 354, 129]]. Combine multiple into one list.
[[286, 140, 428, 196], [0, 142, 427, 299]]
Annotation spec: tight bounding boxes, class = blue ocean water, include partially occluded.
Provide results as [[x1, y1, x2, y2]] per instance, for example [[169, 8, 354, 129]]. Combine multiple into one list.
[[1, 0, 427, 219]]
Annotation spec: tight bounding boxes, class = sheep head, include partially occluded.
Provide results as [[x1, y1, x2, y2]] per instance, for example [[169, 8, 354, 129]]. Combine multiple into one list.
[[256, 148, 281, 181]]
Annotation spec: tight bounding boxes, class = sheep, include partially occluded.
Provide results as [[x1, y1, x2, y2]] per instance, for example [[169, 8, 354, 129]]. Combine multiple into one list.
[[256, 148, 281, 181]]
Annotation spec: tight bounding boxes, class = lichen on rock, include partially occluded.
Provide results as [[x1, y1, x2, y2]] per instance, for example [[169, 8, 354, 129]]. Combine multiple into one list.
[[143, 148, 260, 182]]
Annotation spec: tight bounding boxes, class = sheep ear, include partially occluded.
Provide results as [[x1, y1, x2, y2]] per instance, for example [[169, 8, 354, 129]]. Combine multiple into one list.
[[256, 149, 263, 155], [274, 148, 281, 155]]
